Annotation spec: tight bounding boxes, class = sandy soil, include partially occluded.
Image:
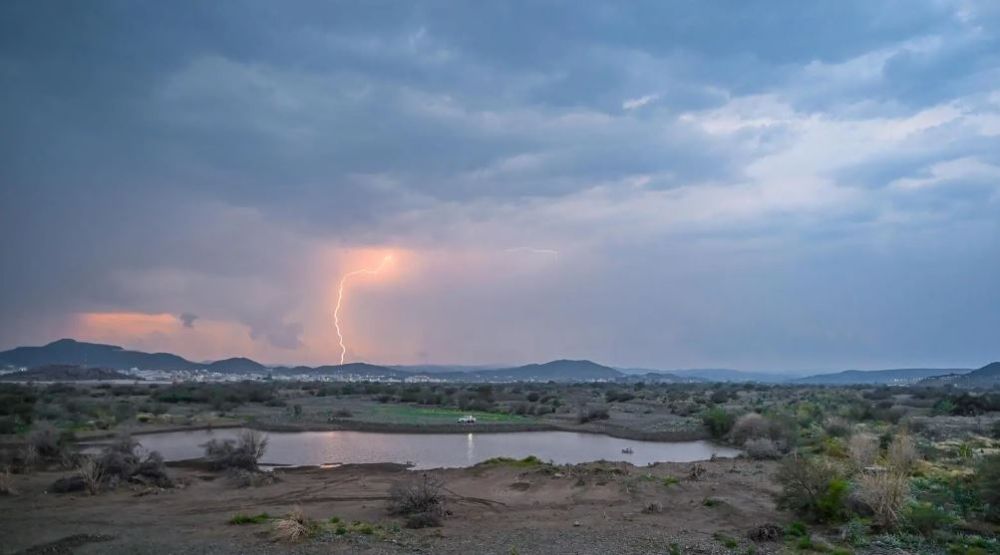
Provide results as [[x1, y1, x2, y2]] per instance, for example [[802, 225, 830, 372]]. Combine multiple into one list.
[[0, 459, 786, 555]]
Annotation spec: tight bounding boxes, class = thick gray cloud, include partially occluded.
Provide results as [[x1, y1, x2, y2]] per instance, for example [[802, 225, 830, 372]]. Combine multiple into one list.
[[1, 1, 998, 368]]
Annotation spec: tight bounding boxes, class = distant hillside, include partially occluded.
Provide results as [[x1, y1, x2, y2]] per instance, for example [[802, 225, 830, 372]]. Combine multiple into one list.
[[0, 339, 197, 371], [672, 369, 792, 383], [274, 362, 412, 380], [207, 357, 266, 374], [797, 368, 972, 385], [618, 371, 703, 384], [389, 364, 504, 374], [0, 364, 134, 381], [457, 360, 623, 382], [947, 362, 1000, 388]]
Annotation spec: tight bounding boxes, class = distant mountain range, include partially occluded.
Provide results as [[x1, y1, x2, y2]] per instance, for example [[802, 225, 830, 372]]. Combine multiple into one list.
[[796, 368, 973, 385], [0, 339, 995, 386], [0, 338, 197, 371]]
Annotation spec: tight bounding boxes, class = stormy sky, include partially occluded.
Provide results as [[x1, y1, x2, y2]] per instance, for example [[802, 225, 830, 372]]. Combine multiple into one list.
[[1, 1, 998, 371]]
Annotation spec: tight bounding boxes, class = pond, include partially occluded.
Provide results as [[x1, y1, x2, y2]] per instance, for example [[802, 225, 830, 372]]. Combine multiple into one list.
[[126, 428, 741, 470]]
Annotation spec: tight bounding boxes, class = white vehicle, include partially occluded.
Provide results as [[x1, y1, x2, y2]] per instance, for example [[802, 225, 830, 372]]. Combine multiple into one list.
[[457, 415, 477, 424]]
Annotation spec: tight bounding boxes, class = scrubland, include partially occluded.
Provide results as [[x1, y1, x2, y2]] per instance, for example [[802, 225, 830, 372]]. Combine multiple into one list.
[[1, 380, 999, 554]]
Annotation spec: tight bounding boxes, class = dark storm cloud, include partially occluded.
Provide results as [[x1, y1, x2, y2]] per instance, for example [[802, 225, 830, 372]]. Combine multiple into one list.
[[1, 0, 998, 367], [179, 313, 198, 328]]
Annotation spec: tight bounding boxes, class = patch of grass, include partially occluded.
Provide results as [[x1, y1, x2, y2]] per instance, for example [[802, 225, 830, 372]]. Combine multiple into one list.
[[334, 525, 347, 535], [477, 455, 548, 468], [786, 522, 809, 538], [713, 532, 739, 549], [662, 475, 680, 487], [228, 512, 270, 525], [328, 516, 340, 524], [364, 405, 531, 424], [702, 497, 722, 507]]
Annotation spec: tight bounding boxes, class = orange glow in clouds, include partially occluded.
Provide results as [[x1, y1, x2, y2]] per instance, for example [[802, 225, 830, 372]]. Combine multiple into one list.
[[71, 311, 268, 362], [334, 253, 395, 365]]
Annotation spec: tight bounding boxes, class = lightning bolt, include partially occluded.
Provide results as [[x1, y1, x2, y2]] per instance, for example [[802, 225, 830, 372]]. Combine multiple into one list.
[[334, 254, 393, 365]]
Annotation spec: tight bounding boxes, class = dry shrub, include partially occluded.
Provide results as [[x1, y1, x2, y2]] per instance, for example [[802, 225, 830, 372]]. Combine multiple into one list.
[[205, 431, 268, 471], [27, 423, 63, 460], [745, 438, 782, 460], [0, 466, 15, 496], [388, 474, 446, 528], [21, 444, 38, 470], [854, 471, 908, 529], [731, 413, 770, 445], [65, 434, 172, 494], [132, 451, 173, 488], [98, 433, 141, 478], [747, 523, 783, 542], [271, 507, 317, 542], [226, 468, 279, 488], [848, 433, 879, 469], [886, 433, 918, 474], [78, 458, 105, 495], [688, 463, 706, 481], [824, 416, 852, 438], [642, 501, 663, 514]]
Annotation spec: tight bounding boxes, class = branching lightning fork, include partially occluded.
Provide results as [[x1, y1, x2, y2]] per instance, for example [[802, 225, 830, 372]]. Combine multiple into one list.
[[334, 254, 393, 365]]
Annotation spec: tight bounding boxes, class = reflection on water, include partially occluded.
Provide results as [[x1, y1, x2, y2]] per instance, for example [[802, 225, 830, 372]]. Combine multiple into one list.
[[127, 428, 741, 469]]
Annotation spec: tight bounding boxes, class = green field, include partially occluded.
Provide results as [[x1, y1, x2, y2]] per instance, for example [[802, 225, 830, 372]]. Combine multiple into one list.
[[354, 404, 533, 425]]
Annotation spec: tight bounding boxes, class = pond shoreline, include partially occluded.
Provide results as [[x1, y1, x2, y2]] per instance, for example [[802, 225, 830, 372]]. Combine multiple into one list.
[[76, 417, 713, 445], [117, 427, 741, 469]]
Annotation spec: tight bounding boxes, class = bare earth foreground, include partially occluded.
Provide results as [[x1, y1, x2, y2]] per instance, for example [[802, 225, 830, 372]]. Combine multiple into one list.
[[0, 459, 783, 554]]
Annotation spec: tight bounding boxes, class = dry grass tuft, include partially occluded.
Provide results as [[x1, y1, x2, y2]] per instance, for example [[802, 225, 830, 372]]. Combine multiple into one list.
[[271, 507, 317, 542], [855, 470, 908, 529], [0, 466, 15, 496], [78, 458, 105, 495], [886, 433, 918, 474], [848, 433, 879, 469]]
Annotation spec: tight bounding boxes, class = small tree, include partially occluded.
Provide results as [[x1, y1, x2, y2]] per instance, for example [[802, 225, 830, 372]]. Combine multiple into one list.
[[775, 455, 849, 523], [388, 474, 446, 528], [204, 430, 268, 471], [702, 407, 735, 439]]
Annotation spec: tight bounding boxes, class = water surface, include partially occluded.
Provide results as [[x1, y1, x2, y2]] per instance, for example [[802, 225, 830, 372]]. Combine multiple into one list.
[[129, 428, 740, 469]]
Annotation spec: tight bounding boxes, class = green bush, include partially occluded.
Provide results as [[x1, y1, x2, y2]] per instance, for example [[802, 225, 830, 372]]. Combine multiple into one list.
[[903, 502, 954, 536], [775, 455, 849, 523], [702, 407, 735, 439], [976, 454, 1000, 522], [817, 479, 851, 522]]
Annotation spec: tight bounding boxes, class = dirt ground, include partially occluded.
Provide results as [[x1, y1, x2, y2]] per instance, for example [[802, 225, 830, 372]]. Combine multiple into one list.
[[0, 459, 786, 555]]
